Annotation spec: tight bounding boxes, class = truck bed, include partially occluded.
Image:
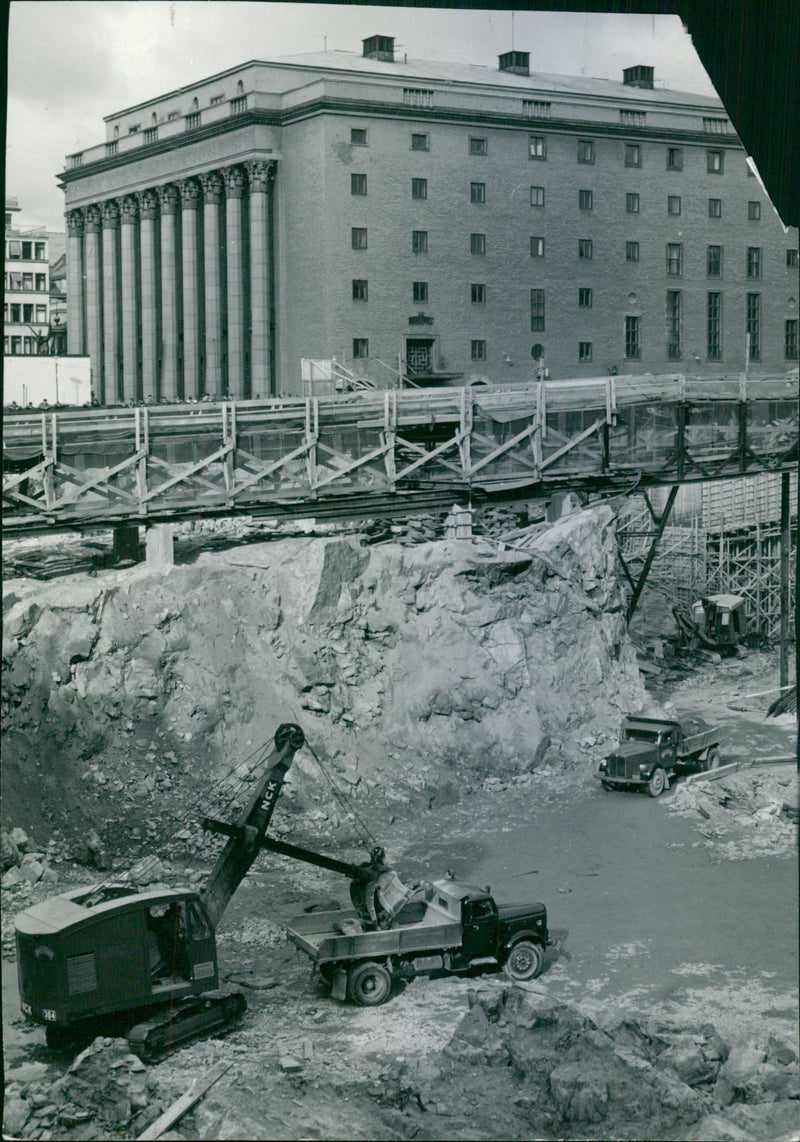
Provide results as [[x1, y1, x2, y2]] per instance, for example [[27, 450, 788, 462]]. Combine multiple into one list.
[[286, 905, 462, 964], [678, 727, 719, 757]]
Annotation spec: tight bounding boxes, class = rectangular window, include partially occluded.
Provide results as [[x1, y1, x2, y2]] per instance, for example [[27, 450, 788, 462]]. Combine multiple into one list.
[[626, 192, 640, 213], [708, 197, 722, 218], [36, 305, 47, 322], [11, 336, 22, 354], [403, 88, 434, 108], [707, 149, 724, 173], [23, 304, 34, 322], [530, 236, 545, 258], [578, 238, 593, 260], [469, 136, 487, 155], [35, 274, 46, 292], [625, 315, 640, 359], [470, 233, 486, 255], [143, 127, 158, 143], [626, 241, 640, 262], [620, 110, 646, 126], [530, 185, 545, 207], [746, 293, 761, 359], [529, 135, 547, 159], [35, 242, 46, 260], [185, 112, 201, 130], [668, 195, 681, 216], [787, 249, 799, 268], [24, 274, 34, 290], [471, 283, 486, 304], [624, 143, 641, 167], [577, 139, 594, 164], [10, 304, 21, 322], [748, 201, 761, 220], [707, 291, 722, 360], [411, 132, 429, 151], [579, 189, 593, 211], [351, 227, 368, 250], [707, 245, 723, 277], [579, 342, 593, 362], [471, 339, 486, 360], [666, 242, 683, 276], [523, 100, 551, 118], [579, 287, 593, 308], [351, 173, 367, 196], [411, 177, 428, 200], [128, 123, 140, 134], [666, 290, 682, 359], [351, 128, 368, 145], [19, 242, 31, 259], [7, 240, 21, 258], [531, 289, 545, 332], [746, 246, 762, 279], [412, 230, 428, 254], [167, 110, 180, 121], [210, 94, 225, 105], [703, 117, 729, 134], [470, 182, 486, 204], [352, 338, 369, 359], [9, 272, 22, 289], [412, 281, 428, 303], [786, 319, 799, 361], [666, 147, 684, 171], [352, 279, 368, 301]]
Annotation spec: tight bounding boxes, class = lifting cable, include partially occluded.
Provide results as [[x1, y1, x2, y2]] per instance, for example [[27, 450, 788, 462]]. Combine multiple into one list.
[[304, 741, 380, 855]]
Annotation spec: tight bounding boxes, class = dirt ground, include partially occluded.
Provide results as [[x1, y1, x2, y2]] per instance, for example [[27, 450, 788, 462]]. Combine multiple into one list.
[[3, 648, 797, 1141]]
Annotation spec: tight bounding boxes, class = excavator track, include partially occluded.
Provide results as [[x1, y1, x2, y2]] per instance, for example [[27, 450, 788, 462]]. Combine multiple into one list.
[[126, 990, 247, 1063]]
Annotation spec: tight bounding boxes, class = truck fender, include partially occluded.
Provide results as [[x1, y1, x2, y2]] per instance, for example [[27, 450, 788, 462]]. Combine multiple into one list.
[[503, 929, 543, 957]]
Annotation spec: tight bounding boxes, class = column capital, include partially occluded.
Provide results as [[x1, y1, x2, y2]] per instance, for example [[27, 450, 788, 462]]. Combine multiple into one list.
[[120, 195, 139, 224], [102, 200, 120, 228], [179, 178, 202, 209], [66, 210, 85, 236], [158, 184, 180, 215], [138, 189, 159, 220], [85, 205, 102, 233], [223, 166, 246, 198], [246, 159, 277, 193], [200, 171, 224, 204]]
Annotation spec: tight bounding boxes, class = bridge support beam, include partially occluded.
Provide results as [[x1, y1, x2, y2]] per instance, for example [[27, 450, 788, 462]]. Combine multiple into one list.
[[112, 524, 141, 564], [779, 471, 791, 689], [626, 485, 679, 626], [145, 524, 175, 568]]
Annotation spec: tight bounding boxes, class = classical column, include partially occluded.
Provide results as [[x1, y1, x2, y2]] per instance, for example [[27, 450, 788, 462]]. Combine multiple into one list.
[[180, 179, 202, 399], [102, 201, 121, 403], [83, 205, 104, 402], [224, 166, 246, 398], [200, 171, 224, 397], [66, 210, 85, 355], [158, 185, 180, 400], [246, 161, 276, 397], [119, 195, 139, 402], [139, 189, 159, 402]]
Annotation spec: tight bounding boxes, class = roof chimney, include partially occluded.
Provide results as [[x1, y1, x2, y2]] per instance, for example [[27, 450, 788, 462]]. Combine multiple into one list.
[[499, 50, 530, 77], [362, 35, 395, 62], [623, 65, 654, 89]]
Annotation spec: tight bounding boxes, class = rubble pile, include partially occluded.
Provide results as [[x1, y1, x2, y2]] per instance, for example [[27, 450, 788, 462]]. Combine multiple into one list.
[[668, 768, 798, 859], [2, 505, 645, 855], [1, 826, 59, 889], [3, 1037, 172, 1140], [380, 985, 799, 1141]]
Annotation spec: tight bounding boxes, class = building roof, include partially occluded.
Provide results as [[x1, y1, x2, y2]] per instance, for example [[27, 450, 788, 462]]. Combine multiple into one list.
[[267, 49, 724, 108]]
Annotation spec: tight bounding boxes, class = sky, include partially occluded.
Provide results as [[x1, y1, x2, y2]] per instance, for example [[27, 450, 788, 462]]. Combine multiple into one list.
[[6, 1, 719, 231]]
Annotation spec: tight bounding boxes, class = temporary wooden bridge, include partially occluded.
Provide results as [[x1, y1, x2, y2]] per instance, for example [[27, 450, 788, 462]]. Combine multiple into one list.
[[3, 373, 797, 534]]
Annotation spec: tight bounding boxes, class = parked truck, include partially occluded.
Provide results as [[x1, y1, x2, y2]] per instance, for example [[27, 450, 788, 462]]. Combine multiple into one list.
[[596, 715, 721, 797], [286, 876, 550, 1005]]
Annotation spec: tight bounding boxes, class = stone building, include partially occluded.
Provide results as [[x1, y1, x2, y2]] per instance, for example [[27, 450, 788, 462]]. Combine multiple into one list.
[[58, 36, 799, 402], [4, 198, 53, 357]]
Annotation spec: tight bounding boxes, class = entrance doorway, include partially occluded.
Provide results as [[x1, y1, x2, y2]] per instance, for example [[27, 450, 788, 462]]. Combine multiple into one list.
[[406, 339, 434, 376]]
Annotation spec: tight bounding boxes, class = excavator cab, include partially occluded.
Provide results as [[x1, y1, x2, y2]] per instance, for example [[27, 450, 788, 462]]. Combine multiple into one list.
[[692, 594, 747, 654]]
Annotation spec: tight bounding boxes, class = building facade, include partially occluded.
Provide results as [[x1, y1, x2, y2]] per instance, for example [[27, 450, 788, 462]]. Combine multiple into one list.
[[58, 37, 799, 401], [4, 198, 53, 357]]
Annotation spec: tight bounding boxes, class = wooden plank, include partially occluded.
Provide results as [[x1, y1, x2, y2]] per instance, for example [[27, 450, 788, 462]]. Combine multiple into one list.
[[136, 1061, 232, 1141]]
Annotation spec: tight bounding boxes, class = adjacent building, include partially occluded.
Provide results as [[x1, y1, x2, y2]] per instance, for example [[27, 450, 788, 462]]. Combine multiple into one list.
[[4, 198, 53, 356], [58, 36, 799, 402]]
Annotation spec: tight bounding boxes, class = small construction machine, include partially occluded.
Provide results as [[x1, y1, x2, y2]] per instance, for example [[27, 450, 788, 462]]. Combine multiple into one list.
[[596, 715, 721, 797], [673, 594, 747, 656], [15, 723, 306, 1059]]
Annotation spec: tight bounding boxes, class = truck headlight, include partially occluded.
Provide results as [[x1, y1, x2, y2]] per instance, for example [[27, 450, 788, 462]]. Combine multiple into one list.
[[598, 761, 607, 772], [638, 764, 650, 773]]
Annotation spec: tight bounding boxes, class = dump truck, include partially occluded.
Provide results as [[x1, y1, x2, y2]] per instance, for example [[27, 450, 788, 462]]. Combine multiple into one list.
[[285, 875, 551, 1005], [596, 715, 721, 797]]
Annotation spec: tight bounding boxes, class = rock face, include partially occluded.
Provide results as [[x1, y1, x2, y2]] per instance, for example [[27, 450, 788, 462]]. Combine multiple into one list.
[[2, 507, 644, 845]]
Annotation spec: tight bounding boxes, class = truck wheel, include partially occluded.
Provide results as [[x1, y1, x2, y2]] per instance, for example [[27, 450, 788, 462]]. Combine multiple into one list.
[[348, 962, 392, 1006], [704, 748, 720, 772], [503, 940, 544, 982], [647, 768, 667, 798]]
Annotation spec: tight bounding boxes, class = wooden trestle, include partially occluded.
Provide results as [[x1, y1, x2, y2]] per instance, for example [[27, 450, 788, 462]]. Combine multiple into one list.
[[3, 373, 797, 534]]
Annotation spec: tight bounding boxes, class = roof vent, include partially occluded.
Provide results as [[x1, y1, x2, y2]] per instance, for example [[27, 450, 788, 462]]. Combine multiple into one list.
[[362, 35, 395, 62], [623, 65, 654, 89], [499, 50, 530, 76]]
